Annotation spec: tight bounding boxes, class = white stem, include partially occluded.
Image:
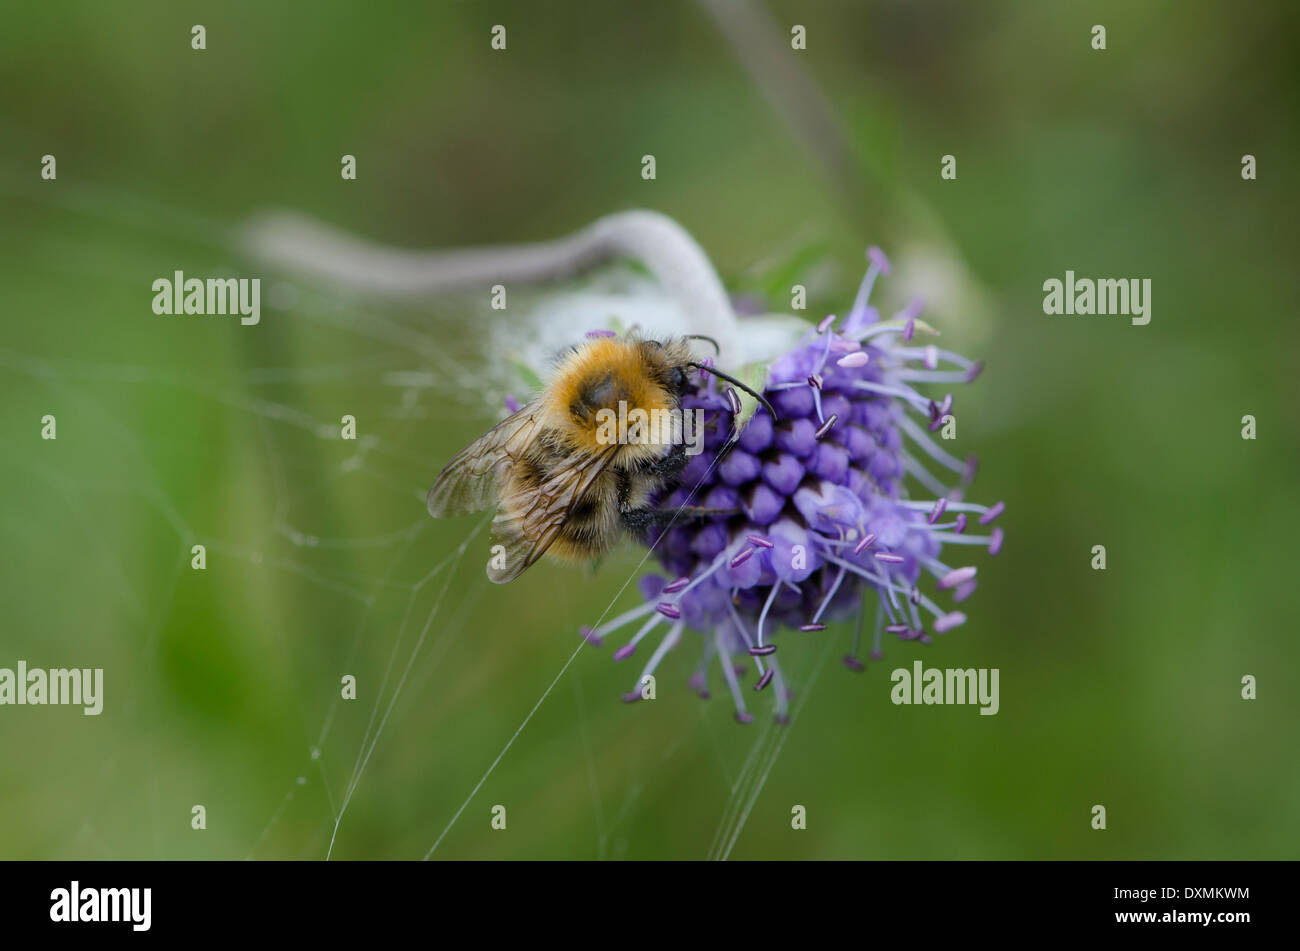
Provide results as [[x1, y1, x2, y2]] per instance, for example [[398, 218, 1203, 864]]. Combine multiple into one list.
[[239, 208, 740, 349]]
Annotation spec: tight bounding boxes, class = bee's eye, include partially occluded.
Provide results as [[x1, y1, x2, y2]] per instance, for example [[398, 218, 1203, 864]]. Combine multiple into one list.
[[669, 366, 688, 392]]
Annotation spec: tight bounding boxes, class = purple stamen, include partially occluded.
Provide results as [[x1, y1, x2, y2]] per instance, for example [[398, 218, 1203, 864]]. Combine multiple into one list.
[[989, 527, 1004, 556], [505, 395, 521, 413], [937, 566, 977, 590], [800, 623, 826, 632], [730, 546, 754, 568], [621, 691, 642, 703], [614, 643, 636, 661], [842, 656, 865, 672], [933, 611, 967, 633], [655, 602, 681, 620], [662, 576, 691, 594], [586, 329, 616, 339], [814, 414, 839, 440], [853, 533, 878, 555], [836, 351, 869, 368], [734, 711, 755, 724], [928, 498, 948, 524], [954, 513, 967, 534], [746, 534, 774, 549], [807, 373, 823, 390], [580, 625, 603, 647], [725, 387, 742, 416], [755, 669, 774, 691], [817, 314, 836, 333], [874, 552, 905, 564], [979, 501, 1005, 525], [748, 644, 777, 656], [867, 246, 891, 275], [903, 317, 916, 342], [885, 624, 910, 634], [964, 360, 985, 382]]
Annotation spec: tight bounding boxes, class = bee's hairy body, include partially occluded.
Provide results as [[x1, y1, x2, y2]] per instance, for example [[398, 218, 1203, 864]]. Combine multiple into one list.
[[428, 335, 705, 583]]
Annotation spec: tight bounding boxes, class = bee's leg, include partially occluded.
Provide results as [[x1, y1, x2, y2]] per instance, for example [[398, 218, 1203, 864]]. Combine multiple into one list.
[[621, 505, 738, 534], [643, 442, 689, 479]]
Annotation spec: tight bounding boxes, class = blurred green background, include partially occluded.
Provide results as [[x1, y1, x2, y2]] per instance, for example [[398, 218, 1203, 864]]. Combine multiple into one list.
[[1, 0, 1297, 860]]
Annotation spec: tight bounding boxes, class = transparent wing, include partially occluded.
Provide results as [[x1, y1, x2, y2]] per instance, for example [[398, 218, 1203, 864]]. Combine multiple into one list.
[[485, 446, 618, 584], [426, 402, 542, 518]]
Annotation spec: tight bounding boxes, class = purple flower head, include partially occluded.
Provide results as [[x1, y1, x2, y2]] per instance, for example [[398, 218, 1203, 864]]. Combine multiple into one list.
[[581, 249, 1005, 723]]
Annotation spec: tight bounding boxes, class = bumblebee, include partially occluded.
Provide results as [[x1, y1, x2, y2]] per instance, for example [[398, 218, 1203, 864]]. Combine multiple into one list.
[[427, 334, 773, 583]]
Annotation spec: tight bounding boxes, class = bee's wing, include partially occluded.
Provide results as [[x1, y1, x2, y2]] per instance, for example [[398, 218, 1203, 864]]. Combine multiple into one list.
[[485, 446, 618, 584], [427, 402, 543, 518]]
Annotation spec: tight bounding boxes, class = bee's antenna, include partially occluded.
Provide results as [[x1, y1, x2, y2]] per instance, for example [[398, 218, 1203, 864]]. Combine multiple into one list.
[[683, 334, 720, 355], [688, 363, 778, 420]]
